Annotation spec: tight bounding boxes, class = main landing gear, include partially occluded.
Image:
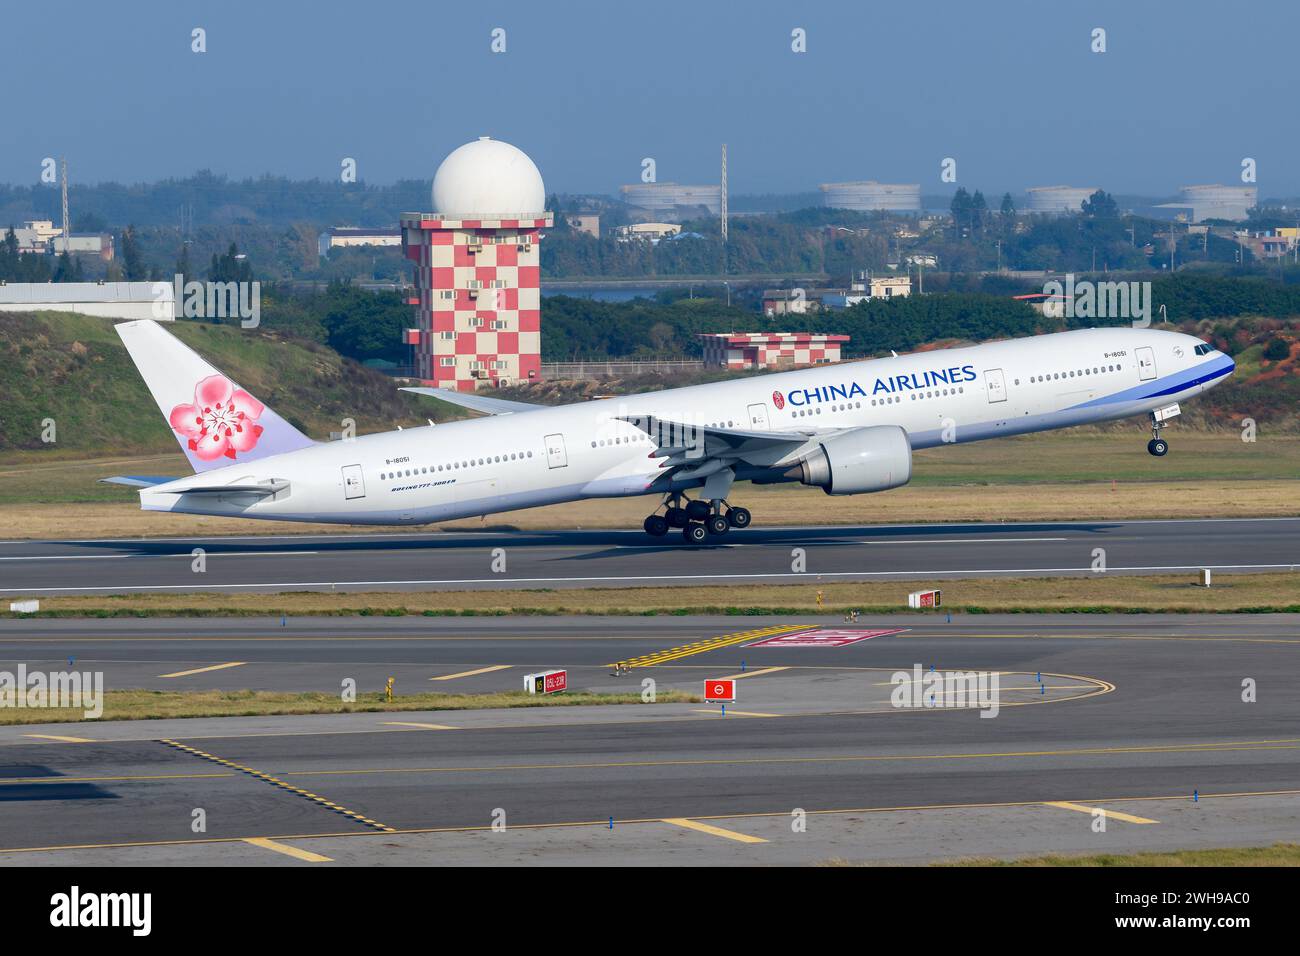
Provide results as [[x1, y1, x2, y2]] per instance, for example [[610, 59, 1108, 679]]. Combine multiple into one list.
[[642, 493, 751, 543]]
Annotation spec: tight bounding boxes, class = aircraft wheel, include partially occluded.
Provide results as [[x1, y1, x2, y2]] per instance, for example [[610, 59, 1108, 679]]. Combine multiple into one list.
[[726, 506, 752, 529], [685, 499, 712, 521], [706, 514, 730, 536], [1147, 438, 1169, 457], [666, 507, 689, 528], [682, 523, 708, 545], [643, 514, 669, 536]]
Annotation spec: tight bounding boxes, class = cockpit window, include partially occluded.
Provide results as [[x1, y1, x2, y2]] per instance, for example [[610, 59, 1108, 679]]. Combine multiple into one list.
[[1193, 343, 1213, 356]]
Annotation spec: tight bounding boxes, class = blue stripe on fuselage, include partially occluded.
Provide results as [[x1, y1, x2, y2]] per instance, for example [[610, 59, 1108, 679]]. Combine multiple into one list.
[[1069, 355, 1235, 411]]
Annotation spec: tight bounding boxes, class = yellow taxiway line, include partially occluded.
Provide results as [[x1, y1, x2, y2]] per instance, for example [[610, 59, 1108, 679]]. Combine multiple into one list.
[[1043, 801, 1159, 824], [243, 837, 333, 862], [21, 734, 95, 743], [158, 661, 247, 678], [381, 721, 458, 730], [662, 818, 768, 844], [713, 666, 789, 681], [611, 624, 811, 668], [430, 665, 511, 681]]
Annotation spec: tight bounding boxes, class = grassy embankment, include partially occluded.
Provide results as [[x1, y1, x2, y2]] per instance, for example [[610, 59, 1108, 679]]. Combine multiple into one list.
[[9, 571, 1300, 617], [0, 688, 698, 724], [936, 843, 1300, 867]]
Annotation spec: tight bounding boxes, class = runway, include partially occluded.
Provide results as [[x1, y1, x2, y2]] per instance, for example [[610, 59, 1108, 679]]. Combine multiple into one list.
[[1, 517, 1298, 595], [1, 613, 1298, 865]]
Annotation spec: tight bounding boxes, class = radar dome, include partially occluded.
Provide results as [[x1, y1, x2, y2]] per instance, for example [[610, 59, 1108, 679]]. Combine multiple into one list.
[[432, 137, 546, 216]]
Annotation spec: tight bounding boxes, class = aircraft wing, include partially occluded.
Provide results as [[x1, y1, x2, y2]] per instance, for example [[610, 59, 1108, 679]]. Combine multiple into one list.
[[401, 387, 546, 416], [617, 415, 819, 470]]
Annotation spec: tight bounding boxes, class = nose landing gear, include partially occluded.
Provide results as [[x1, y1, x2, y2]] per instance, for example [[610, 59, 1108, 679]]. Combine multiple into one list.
[[1147, 408, 1173, 457]]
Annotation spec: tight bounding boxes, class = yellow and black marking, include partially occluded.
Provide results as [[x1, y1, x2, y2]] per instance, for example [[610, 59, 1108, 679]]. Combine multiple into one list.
[[611, 624, 812, 669], [158, 738, 394, 833]]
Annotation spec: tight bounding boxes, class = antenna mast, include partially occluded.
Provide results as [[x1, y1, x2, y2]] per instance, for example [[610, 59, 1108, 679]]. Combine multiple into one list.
[[720, 144, 728, 243], [60, 157, 70, 254]]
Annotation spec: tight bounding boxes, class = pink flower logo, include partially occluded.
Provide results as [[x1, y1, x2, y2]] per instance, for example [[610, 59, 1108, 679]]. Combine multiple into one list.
[[168, 375, 265, 461], [771, 390, 785, 410]]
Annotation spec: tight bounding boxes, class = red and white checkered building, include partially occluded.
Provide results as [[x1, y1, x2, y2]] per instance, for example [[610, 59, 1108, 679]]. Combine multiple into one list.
[[699, 332, 849, 370], [401, 212, 551, 390]]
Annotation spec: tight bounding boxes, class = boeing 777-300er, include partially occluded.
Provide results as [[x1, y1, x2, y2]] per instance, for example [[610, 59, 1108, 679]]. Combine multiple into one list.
[[107, 320, 1234, 543]]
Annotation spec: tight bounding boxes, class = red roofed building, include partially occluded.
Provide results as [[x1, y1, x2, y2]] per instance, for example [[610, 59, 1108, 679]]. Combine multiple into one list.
[[699, 332, 849, 370]]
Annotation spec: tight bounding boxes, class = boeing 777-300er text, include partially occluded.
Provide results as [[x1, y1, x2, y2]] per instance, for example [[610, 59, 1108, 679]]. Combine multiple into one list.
[[107, 320, 1234, 543]]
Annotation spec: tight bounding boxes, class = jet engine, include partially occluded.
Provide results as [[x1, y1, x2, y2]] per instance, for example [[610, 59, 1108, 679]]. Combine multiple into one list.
[[788, 425, 912, 495]]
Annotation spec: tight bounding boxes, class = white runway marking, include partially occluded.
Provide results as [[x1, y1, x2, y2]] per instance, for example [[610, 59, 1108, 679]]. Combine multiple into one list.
[[862, 537, 1069, 545]]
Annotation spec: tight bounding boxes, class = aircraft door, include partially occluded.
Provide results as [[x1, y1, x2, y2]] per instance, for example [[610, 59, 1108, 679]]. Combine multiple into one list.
[[984, 368, 1008, 403], [544, 434, 568, 469], [342, 464, 366, 500], [1136, 346, 1157, 381], [747, 402, 769, 429]]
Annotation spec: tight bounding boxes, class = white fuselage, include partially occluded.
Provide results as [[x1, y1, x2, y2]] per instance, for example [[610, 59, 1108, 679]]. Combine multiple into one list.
[[140, 327, 1235, 524]]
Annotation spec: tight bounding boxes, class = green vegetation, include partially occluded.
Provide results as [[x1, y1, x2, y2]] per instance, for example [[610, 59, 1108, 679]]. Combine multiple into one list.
[[940, 843, 1300, 867], [0, 311, 465, 456], [0, 688, 699, 724], [10, 571, 1300, 617]]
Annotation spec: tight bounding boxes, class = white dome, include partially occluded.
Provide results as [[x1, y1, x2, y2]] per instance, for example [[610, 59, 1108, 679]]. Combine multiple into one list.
[[432, 137, 546, 217]]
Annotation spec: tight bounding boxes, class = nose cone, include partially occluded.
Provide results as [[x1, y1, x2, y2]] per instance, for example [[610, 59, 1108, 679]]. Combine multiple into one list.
[[1227, 355, 1237, 377]]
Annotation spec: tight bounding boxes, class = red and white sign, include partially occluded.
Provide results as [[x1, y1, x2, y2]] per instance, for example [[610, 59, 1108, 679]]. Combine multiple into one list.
[[746, 628, 906, 648], [907, 590, 941, 609], [704, 679, 737, 702], [524, 669, 567, 694]]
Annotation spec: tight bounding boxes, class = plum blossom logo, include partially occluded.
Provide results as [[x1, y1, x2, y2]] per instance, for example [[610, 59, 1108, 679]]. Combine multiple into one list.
[[771, 390, 785, 410], [168, 375, 264, 461]]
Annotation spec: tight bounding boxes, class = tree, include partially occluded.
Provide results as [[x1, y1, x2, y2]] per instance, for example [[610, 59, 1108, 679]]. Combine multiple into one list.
[[209, 242, 253, 283], [950, 188, 973, 239], [120, 225, 146, 280], [1081, 190, 1119, 219], [1263, 337, 1291, 361], [971, 191, 989, 235], [175, 242, 192, 285], [1000, 192, 1016, 219]]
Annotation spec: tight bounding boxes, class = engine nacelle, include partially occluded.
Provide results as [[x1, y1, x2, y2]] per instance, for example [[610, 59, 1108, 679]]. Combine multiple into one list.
[[789, 425, 912, 495]]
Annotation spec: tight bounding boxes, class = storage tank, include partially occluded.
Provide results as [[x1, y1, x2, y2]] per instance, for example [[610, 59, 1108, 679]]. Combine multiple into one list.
[[819, 181, 921, 212], [1023, 185, 1100, 215]]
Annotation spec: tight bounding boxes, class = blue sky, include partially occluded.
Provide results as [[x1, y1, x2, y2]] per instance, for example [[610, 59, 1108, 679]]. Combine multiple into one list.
[[2, 0, 1294, 197]]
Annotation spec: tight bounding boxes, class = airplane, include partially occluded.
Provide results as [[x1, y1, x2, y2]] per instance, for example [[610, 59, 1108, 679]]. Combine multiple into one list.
[[106, 320, 1235, 543]]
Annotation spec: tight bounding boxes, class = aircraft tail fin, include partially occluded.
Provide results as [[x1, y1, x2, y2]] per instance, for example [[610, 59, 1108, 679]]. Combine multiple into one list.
[[114, 320, 315, 473]]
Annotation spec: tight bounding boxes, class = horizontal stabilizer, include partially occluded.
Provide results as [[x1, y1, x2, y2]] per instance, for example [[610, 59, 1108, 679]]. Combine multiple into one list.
[[160, 480, 289, 496], [99, 475, 180, 488], [401, 387, 546, 416]]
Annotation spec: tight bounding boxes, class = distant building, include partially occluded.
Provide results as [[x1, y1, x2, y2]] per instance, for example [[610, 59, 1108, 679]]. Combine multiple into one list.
[[318, 226, 402, 258], [1023, 186, 1100, 215], [1237, 227, 1298, 259], [761, 289, 817, 315], [620, 183, 722, 217], [819, 181, 921, 213], [0, 281, 173, 320], [11, 220, 112, 260], [566, 213, 600, 238], [699, 332, 848, 370], [820, 274, 913, 308], [613, 222, 681, 243]]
